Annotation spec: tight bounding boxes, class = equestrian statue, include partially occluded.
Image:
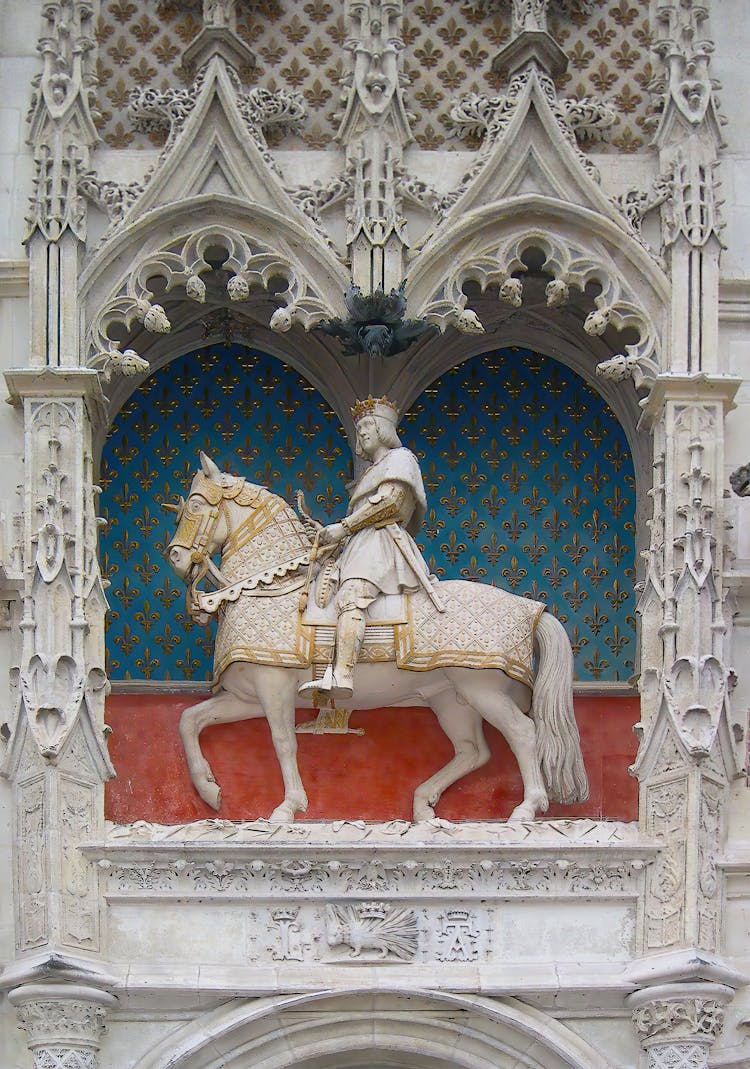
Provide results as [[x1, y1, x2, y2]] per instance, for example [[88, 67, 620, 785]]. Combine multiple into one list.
[[165, 395, 589, 822]]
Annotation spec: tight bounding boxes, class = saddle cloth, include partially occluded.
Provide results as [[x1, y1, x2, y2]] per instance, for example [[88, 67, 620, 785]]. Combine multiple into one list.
[[212, 580, 544, 689]]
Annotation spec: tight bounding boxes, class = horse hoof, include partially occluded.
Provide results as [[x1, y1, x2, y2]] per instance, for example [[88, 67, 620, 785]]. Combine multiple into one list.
[[413, 801, 435, 822], [508, 792, 548, 822], [198, 781, 222, 810], [268, 794, 308, 822], [268, 803, 295, 823]]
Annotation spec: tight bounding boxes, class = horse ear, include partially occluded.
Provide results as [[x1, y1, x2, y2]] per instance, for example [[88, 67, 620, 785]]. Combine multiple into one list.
[[200, 452, 222, 480]]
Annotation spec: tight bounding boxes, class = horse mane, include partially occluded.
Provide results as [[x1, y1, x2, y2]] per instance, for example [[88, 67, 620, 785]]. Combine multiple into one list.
[[219, 475, 314, 558]]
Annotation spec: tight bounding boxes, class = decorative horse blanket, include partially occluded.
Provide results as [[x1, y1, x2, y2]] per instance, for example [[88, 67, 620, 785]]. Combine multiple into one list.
[[212, 580, 545, 688]]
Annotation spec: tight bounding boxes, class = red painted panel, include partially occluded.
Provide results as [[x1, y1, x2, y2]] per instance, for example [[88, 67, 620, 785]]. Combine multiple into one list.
[[104, 694, 640, 824]]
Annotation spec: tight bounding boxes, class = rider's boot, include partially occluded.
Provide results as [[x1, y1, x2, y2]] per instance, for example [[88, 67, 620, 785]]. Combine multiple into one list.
[[298, 608, 366, 699], [329, 607, 366, 698]]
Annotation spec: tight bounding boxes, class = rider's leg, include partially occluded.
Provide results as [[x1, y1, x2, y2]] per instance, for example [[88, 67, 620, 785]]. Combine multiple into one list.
[[298, 579, 377, 698], [330, 607, 366, 698], [329, 579, 377, 697]]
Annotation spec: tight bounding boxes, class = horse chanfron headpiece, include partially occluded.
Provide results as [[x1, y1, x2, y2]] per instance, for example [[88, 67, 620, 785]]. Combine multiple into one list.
[[351, 395, 400, 426]]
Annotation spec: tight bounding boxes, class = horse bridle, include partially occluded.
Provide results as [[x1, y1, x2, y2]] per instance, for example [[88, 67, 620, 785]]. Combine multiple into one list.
[[164, 473, 240, 616], [165, 473, 311, 618]]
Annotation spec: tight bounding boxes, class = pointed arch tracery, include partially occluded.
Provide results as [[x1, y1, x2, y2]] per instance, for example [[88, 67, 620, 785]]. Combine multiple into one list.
[[79, 195, 350, 382], [406, 195, 670, 397]]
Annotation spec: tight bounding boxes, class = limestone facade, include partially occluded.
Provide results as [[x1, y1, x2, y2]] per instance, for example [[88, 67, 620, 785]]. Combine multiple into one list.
[[1, 1, 750, 1067]]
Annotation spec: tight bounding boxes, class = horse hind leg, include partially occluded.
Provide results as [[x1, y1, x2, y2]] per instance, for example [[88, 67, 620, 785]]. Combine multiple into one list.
[[413, 688, 491, 822], [445, 668, 549, 821]]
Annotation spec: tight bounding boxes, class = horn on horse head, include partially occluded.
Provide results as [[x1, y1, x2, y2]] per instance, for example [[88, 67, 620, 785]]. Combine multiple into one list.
[[200, 452, 222, 481], [161, 496, 185, 516]]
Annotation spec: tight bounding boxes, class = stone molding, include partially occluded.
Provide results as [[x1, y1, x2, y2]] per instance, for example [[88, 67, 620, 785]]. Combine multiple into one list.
[[83, 819, 656, 969], [0, 259, 30, 298]]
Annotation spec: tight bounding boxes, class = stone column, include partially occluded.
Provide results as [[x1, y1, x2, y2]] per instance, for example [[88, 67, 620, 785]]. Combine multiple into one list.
[[623, 2, 748, 1062], [3, 370, 114, 957], [9, 984, 115, 1069], [628, 984, 732, 1069], [0, 0, 114, 964]]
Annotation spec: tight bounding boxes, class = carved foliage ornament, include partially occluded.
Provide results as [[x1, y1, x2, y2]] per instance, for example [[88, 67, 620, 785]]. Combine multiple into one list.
[[11, 987, 115, 1069], [14, 999, 108, 1048], [632, 999, 725, 1046], [128, 73, 306, 173]]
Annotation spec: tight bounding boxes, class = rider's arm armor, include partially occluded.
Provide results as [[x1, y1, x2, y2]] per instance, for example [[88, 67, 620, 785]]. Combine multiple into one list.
[[341, 482, 409, 533]]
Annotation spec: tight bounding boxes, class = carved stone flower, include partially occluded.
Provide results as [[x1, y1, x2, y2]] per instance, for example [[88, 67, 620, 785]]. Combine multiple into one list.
[[455, 307, 485, 334], [499, 277, 523, 306], [113, 349, 150, 377], [142, 303, 171, 333], [185, 274, 206, 303], [584, 306, 612, 336], [269, 306, 294, 332], [227, 275, 250, 301], [546, 278, 570, 307]]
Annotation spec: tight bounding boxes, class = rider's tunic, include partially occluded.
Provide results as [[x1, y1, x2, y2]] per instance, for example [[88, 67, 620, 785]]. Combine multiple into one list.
[[336, 446, 432, 599]]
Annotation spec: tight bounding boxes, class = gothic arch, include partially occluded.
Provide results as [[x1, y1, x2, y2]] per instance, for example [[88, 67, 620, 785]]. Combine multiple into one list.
[[406, 196, 670, 400], [130, 990, 614, 1069], [79, 196, 350, 401]]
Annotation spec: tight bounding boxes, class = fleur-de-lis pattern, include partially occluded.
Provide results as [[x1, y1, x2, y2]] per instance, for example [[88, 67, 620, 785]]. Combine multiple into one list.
[[100, 344, 636, 681], [94, 0, 653, 152]]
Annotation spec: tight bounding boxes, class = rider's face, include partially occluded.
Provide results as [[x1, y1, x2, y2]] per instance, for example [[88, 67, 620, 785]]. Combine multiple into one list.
[[357, 416, 380, 456]]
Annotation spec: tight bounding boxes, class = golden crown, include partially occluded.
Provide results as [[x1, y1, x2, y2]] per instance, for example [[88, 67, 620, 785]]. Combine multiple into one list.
[[351, 395, 399, 425]]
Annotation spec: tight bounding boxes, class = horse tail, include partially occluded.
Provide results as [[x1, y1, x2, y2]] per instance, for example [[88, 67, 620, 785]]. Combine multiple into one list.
[[531, 612, 589, 804]]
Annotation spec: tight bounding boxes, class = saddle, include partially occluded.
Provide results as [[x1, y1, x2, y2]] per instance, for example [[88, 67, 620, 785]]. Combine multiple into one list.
[[301, 565, 406, 667]]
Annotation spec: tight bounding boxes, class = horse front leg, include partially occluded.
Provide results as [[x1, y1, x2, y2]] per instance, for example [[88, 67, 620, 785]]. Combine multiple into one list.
[[413, 687, 491, 822], [250, 667, 309, 822], [179, 689, 262, 810]]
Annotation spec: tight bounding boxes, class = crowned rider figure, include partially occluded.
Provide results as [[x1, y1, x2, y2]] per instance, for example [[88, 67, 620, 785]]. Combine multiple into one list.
[[299, 396, 442, 700]]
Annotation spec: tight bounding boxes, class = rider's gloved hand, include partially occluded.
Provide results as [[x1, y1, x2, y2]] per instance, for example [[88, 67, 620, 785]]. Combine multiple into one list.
[[320, 522, 348, 545]]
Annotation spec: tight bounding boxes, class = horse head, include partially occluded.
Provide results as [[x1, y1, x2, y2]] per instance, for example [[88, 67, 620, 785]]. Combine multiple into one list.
[[164, 452, 245, 581]]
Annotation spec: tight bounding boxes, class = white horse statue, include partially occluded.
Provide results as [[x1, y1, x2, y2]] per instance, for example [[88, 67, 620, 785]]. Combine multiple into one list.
[[166, 452, 589, 822]]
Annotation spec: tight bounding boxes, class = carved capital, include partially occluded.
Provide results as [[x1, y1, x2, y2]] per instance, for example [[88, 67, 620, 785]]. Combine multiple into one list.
[[631, 997, 726, 1047], [10, 984, 116, 1069], [627, 983, 732, 1069]]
